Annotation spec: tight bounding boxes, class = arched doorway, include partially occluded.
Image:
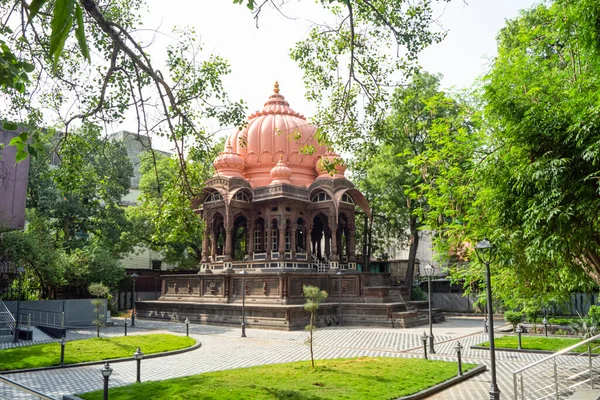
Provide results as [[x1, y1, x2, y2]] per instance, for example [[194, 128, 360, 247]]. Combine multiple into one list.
[[212, 213, 225, 259], [338, 213, 350, 263], [233, 215, 248, 261], [311, 213, 330, 261], [296, 218, 306, 253]]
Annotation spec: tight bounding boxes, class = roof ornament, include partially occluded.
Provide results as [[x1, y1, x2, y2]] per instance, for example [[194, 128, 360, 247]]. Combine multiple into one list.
[[274, 81, 280, 94]]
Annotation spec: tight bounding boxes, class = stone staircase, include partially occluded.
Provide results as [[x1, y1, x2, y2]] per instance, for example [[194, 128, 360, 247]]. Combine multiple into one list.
[[389, 288, 445, 328]]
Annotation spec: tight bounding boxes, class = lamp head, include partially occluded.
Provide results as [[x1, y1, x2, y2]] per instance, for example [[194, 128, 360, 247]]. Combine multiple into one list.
[[475, 238, 496, 264], [131, 272, 139, 280], [454, 341, 463, 352], [101, 362, 113, 378], [421, 331, 428, 343], [60, 336, 66, 346], [423, 264, 434, 277], [516, 324, 523, 333], [185, 318, 189, 324], [543, 317, 548, 325], [133, 347, 144, 360]]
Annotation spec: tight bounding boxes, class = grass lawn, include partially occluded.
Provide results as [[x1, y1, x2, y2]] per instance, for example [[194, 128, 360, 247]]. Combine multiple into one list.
[[477, 336, 599, 353], [78, 357, 477, 400], [0, 334, 195, 371]]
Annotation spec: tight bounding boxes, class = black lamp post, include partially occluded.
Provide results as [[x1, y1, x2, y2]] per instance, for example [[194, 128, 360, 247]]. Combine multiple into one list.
[[543, 316, 549, 337], [336, 269, 343, 326], [424, 263, 435, 354], [516, 324, 523, 350], [475, 238, 500, 400], [60, 336, 66, 366], [101, 362, 113, 400], [13, 266, 25, 343], [133, 347, 144, 383], [124, 318, 128, 336], [131, 272, 139, 327], [455, 341, 463, 376], [421, 331, 428, 360], [185, 318, 190, 337], [239, 269, 247, 337]]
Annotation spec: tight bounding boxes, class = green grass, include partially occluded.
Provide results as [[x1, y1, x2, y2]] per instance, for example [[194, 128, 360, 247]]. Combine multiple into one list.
[[78, 357, 477, 400], [477, 336, 600, 353], [0, 334, 195, 371]]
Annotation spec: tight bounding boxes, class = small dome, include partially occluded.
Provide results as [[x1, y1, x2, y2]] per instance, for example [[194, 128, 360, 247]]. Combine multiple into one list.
[[270, 157, 292, 185], [316, 151, 346, 178], [214, 140, 244, 178]]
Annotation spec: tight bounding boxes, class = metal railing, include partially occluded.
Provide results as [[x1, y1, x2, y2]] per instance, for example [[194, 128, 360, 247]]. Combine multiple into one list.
[[0, 299, 15, 333], [19, 309, 64, 329], [513, 332, 600, 399], [0, 375, 54, 399]]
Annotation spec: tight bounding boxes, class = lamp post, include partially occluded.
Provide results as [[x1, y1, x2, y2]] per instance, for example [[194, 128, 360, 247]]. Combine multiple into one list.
[[239, 269, 247, 337], [133, 347, 144, 383], [543, 317, 549, 337], [421, 331, 428, 360], [424, 264, 435, 354], [131, 272, 139, 327], [185, 318, 189, 337], [101, 362, 113, 400], [455, 341, 463, 376], [60, 336, 66, 366], [154, 275, 159, 300], [13, 266, 25, 343], [516, 324, 523, 350], [336, 269, 343, 326], [124, 318, 128, 336], [475, 238, 500, 400]]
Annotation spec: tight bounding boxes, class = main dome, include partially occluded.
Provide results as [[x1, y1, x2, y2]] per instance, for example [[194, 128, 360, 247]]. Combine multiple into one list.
[[224, 82, 329, 188]]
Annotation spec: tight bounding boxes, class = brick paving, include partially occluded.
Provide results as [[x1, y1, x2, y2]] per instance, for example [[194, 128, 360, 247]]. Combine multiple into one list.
[[0, 318, 594, 399]]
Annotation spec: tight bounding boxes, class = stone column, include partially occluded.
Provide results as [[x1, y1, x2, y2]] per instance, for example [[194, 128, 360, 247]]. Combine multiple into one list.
[[266, 226, 272, 260], [348, 229, 356, 261], [202, 230, 209, 263], [291, 225, 297, 258], [211, 233, 217, 262], [305, 226, 312, 261], [248, 227, 254, 259], [324, 232, 331, 258], [330, 228, 339, 261], [224, 229, 233, 261], [278, 221, 286, 258]]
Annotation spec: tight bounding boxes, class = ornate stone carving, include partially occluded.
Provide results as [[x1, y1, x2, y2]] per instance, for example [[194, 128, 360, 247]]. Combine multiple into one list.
[[208, 281, 218, 295], [187, 282, 193, 295], [263, 281, 268, 295], [174, 282, 179, 294]]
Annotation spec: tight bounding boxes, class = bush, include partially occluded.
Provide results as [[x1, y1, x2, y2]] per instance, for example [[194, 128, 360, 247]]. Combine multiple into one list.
[[504, 311, 523, 332], [411, 286, 427, 301]]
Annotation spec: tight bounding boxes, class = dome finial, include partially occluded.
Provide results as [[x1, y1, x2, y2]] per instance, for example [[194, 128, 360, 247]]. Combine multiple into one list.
[[274, 81, 280, 94]]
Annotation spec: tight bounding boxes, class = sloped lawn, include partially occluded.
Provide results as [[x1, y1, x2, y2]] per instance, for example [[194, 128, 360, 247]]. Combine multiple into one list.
[[478, 336, 598, 353], [78, 357, 477, 400], [0, 334, 195, 371]]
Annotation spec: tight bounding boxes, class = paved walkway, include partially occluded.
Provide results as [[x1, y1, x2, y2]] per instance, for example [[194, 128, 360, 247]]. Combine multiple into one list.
[[0, 317, 592, 399]]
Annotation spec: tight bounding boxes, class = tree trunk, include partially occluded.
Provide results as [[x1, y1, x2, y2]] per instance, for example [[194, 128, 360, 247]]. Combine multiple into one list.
[[362, 213, 369, 269], [366, 212, 373, 272], [405, 216, 420, 300]]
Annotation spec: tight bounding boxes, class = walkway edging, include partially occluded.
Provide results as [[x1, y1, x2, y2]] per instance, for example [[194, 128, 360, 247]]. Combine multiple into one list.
[[396, 364, 487, 400], [2, 339, 202, 375], [470, 345, 599, 357]]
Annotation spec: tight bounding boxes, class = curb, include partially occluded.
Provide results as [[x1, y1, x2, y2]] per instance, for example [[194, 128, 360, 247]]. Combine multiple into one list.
[[470, 345, 599, 357], [2, 339, 202, 375], [396, 364, 487, 399]]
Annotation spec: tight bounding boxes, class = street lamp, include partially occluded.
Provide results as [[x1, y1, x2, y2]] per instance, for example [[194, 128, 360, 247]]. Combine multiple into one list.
[[59, 336, 66, 366], [133, 347, 144, 383], [421, 331, 428, 360], [13, 266, 25, 343], [239, 269, 247, 337], [154, 275, 159, 300], [516, 324, 523, 350], [185, 317, 190, 337], [131, 272, 139, 327], [101, 362, 113, 400], [475, 238, 500, 400], [424, 263, 435, 354], [336, 269, 343, 326], [543, 316, 549, 337]]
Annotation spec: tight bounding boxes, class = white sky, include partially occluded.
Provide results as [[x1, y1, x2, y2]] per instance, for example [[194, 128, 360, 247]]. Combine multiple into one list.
[[132, 0, 536, 151]]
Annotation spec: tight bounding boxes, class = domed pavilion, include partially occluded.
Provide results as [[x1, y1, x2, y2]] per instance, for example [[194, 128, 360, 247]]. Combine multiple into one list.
[[198, 82, 370, 271]]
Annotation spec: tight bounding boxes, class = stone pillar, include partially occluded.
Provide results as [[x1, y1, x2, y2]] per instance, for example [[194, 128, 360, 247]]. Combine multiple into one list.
[[305, 225, 312, 261], [348, 229, 356, 261], [224, 229, 233, 261], [324, 232, 331, 258], [266, 226, 272, 260], [291, 226, 297, 258], [202, 230, 209, 263], [211, 233, 217, 262], [248, 227, 254, 259], [278, 222, 286, 258], [330, 228, 339, 261]]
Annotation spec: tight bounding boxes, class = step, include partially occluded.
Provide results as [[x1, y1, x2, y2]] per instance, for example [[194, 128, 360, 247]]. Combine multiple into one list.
[[567, 389, 600, 400]]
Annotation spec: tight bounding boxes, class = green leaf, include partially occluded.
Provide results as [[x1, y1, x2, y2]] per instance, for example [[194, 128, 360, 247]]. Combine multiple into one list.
[[15, 150, 28, 162], [50, 0, 75, 66], [8, 137, 22, 146], [3, 121, 18, 130], [22, 62, 35, 73], [28, 0, 48, 22], [18, 132, 28, 142], [74, 4, 89, 62]]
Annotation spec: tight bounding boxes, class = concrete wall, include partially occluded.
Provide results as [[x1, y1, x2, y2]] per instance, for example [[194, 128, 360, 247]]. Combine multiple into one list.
[[5, 299, 107, 327], [431, 292, 478, 313]]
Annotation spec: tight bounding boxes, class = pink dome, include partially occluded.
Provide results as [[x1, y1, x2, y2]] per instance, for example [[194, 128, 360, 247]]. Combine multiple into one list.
[[227, 82, 328, 188], [270, 157, 292, 185], [213, 140, 244, 178], [316, 151, 346, 178]]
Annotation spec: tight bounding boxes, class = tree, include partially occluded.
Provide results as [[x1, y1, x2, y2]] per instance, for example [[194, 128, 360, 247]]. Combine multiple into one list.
[[89, 282, 110, 338], [303, 284, 328, 368]]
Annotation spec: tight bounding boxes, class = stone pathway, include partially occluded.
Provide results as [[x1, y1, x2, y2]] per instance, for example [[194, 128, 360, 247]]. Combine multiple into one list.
[[0, 318, 593, 399]]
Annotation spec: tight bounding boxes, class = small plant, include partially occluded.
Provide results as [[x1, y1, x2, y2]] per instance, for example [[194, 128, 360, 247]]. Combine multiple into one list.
[[89, 283, 110, 338], [303, 285, 328, 368], [504, 311, 523, 332], [410, 286, 427, 301], [525, 307, 541, 331], [570, 311, 600, 339]]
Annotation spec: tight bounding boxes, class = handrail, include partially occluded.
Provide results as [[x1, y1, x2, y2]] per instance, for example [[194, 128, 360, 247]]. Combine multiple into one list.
[[0, 299, 15, 332], [513, 332, 600, 374], [0, 374, 54, 399]]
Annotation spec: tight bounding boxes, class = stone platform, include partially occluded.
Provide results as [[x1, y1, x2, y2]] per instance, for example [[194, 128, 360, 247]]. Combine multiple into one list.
[[136, 270, 434, 330]]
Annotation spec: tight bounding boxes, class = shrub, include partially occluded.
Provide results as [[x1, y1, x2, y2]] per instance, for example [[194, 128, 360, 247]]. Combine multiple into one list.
[[504, 311, 523, 332], [410, 286, 427, 301]]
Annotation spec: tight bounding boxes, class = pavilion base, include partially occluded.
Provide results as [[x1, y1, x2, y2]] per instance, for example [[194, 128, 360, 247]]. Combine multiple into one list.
[[136, 270, 440, 330]]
